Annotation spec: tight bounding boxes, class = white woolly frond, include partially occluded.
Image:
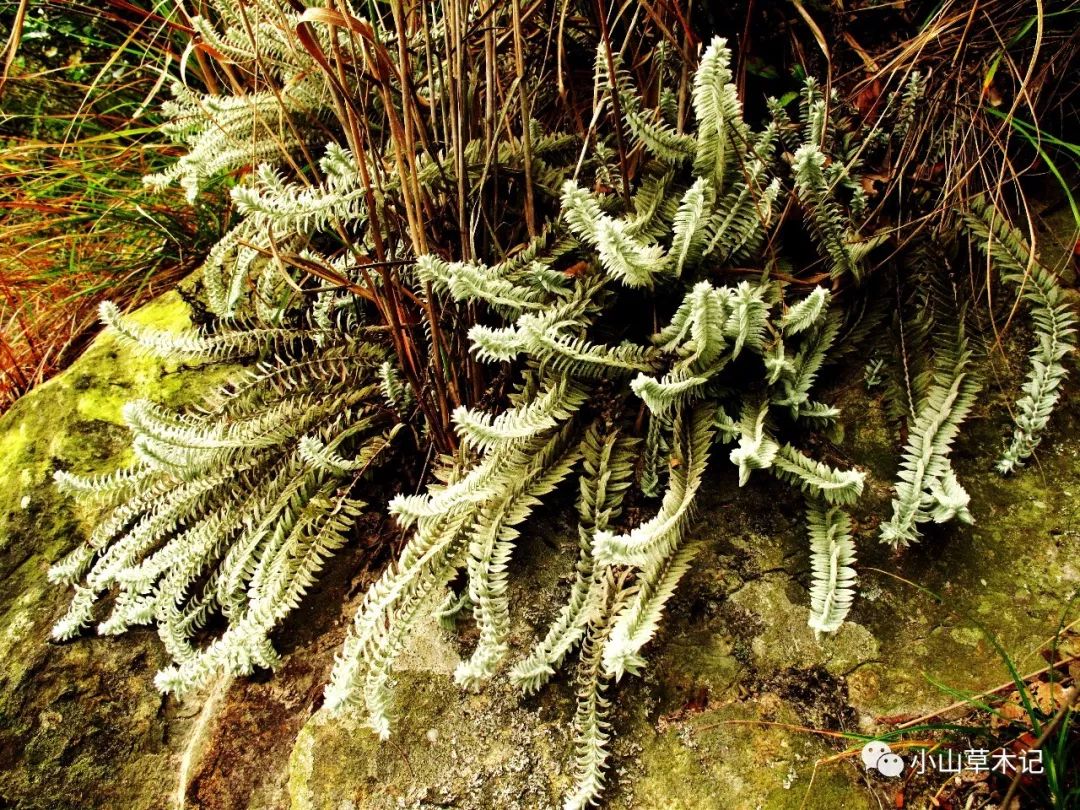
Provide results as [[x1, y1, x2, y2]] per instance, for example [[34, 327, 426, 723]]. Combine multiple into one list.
[[701, 167, 778, 262], [98, 301, 322, 362], [792, 144, 865, 281], [669, 177, 715, 276], [515, 315, 660, 378], [230, 149, 366, 234], [560, 181, 607, 243], [562, 585, 618, 810], [771, 445, 865, 506], [454, 377, 589, 453], [772, 314, 840, 418], [879, 327, 980, 547], [691, 37, 750, 191], [805, 502, 857, 635], [963, 197, 1077, 473], [593, 406, 713, 569], [594, 218, 669, 288], [456, 428, 585, 689], [594, 44, 696, 162], [601, 541, 702, 680], [927, 469, 972, 525], [781, 287, 831, 335], [728, 401, 778, 486], [379, 361, 413, 411], [416, 254, 548, 316], [510, 430, 636, 694]]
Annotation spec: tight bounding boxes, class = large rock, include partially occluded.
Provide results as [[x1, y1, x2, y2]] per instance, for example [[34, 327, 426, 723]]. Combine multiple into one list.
[[1, 289, 1077, 809], [0, 292, 232, 808]]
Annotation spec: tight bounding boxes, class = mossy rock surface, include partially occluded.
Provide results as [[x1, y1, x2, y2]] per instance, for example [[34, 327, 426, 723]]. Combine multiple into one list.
[[0, 292, 234, 809], [1, 290, 1078, 809]]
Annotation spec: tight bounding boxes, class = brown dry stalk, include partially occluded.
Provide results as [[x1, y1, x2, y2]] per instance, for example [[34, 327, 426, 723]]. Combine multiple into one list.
[[511, 0, 538, 237]]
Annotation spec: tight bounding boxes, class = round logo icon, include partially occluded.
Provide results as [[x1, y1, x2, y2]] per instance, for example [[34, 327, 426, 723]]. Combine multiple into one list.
[[876, 752, 905, 777], [861, 741, 904, 777]]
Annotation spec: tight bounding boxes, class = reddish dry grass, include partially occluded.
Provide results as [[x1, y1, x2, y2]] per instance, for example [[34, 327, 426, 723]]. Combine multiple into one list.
[[0, 1, 216, 410]]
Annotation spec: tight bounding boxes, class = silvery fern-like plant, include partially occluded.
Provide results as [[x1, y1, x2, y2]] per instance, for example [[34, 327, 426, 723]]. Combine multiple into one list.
[[806, 502, 857, 635], [324, 38, 882, 808], [145, 1, 575, 324], [963, 196, 1077, 473], [47, 0, 581, 695], [49, 6, 1078, 807], [50, 297, 399, 694], [878, 322, 980, 547]]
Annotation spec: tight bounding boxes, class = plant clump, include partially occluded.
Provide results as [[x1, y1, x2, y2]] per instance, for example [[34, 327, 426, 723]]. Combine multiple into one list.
[[46, 3, 1076, 807]]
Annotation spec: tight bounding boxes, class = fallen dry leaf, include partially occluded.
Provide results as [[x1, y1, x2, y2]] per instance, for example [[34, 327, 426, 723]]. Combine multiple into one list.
[[562, 260, 590, 278], [1031, 679, 1068, 714], [991, 690, 1029, 730]]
